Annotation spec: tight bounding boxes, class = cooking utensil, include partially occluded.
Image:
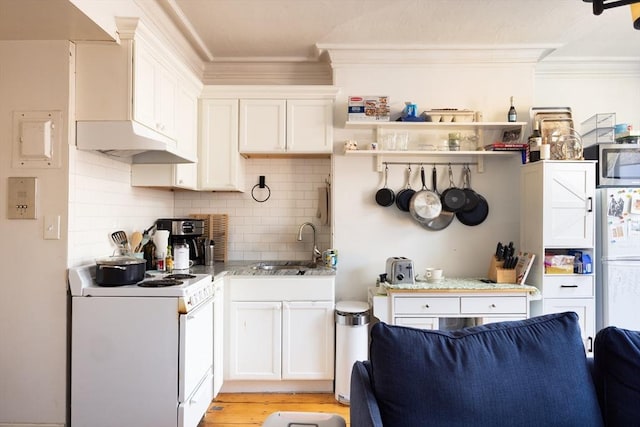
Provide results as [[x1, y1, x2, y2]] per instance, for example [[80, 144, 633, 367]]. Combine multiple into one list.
[[395, 165, 416, 212], [461, 164, 480, 212], [440, 164, 466, 212], [95, 255, 146, 286], [130, 231, 143, 253], [420, 166, 455, 231], [111, 230, 131, 254], [456, 193, 489, 226], [375, 164, 395, 207], [409, 166, 442, 223]]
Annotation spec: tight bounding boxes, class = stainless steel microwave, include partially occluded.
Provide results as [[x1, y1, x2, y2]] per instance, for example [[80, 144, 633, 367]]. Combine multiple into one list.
[[584, 143, 640, 187]]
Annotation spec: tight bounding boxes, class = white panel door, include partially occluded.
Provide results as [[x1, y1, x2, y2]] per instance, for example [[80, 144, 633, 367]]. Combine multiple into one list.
[[543, 298, 595, 355], [543, 162, 595, 248], [286, 99, 333, 153], [282, 301, 334, 380], [228, 301, 281, 380], [239, 99, 286, 153]]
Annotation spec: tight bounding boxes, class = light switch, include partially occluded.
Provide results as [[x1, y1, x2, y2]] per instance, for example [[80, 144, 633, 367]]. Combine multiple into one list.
[[7, 177, 37, 219], [44, 215, 61, 240]]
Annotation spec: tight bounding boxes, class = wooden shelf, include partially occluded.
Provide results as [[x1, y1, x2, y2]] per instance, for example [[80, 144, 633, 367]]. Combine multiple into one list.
[[345, 121, 527, 130], [344, 149, 523, 172]]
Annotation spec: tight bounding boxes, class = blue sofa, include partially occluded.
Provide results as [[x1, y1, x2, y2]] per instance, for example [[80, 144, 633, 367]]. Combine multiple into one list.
[[350, 312, 640, 427]]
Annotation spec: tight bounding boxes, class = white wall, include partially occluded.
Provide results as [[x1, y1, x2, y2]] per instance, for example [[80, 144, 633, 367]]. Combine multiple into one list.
[[174, 158, 332, 261], [0, 40, 71, 425]]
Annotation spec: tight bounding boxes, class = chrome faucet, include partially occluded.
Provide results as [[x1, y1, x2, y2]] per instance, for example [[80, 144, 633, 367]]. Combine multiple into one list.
[[297, 222, 321, 264]]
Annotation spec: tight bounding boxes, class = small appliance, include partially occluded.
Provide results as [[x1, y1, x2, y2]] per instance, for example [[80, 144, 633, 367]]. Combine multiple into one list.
[[156, 218, 205, 265], [584, 142, 640, 187], [385, 257, 415, 285]]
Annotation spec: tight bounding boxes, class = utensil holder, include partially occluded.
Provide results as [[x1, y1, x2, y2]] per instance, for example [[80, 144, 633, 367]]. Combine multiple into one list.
[[488, 256, 517, 283]]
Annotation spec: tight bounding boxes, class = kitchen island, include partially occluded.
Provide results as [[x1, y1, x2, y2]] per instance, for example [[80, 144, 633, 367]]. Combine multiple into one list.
[[370, 278, 539, 330]]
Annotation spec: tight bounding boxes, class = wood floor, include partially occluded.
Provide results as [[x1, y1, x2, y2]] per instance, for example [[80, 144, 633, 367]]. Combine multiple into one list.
[[198, 393, 350, 427]]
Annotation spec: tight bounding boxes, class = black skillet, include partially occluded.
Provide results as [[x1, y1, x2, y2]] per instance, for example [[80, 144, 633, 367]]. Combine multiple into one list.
[[456, 192, 489, 226], [375, 164, 395, 207], [440, 164, 466, 212], [460, 164, 480, 212], [395, 165, 415, 212]]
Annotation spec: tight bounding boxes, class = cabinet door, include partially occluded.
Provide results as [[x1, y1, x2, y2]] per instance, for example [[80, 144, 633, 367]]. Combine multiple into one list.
[[543, 162, 595, 247], [286, 99, 333, 153], [199, 99, 245, 191], [543, 298, 595, 355], [154, 62, 177, 139], [173, 84, 198, 189], [239, 99, 286, 153], [395, 317, 439, 330], [282, 301, 334, 380], [228, 301, 281, 380]]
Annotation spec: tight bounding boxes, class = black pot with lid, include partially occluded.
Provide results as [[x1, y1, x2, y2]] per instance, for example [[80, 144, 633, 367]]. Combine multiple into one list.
[[95, 255, 146, 286]]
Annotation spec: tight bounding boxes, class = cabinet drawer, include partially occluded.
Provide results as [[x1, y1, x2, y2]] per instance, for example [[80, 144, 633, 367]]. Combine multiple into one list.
[[460, 296, 527, 315], [395, 317, 439, 330], [543, 275, 594, 298], [394, 297, 459, 315]]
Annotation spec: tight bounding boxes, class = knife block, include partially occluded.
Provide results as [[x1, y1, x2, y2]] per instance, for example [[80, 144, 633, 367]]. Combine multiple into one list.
[[488, 256, 517, 283]]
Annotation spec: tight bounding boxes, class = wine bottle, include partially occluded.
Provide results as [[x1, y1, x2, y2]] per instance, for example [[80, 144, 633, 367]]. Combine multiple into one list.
[[528, 120, 542, 162], [508, 96, 517, 122]]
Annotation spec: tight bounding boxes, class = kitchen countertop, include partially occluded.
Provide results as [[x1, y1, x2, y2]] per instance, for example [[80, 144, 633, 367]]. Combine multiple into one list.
[[378, 276, 541, 299], [190, 260, 336, 280]]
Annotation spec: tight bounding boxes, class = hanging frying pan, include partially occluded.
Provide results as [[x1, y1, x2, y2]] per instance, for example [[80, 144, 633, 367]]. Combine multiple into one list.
[[409, 166, 442, 223], [461, 164, 480, 212], [421, 166, 455, 231], [395, 165, 415, 212], [440, 164, 466, 212], [456, 192, 489, 226], [375, 164, 395, 207]]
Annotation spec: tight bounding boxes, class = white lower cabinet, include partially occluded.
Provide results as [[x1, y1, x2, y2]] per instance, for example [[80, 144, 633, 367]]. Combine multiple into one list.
[[543, 297, 596, 353], [224, 276, 335, 392]]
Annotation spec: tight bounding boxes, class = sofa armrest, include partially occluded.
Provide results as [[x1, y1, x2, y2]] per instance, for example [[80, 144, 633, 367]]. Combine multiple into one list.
[[350, 361, 383, 427]]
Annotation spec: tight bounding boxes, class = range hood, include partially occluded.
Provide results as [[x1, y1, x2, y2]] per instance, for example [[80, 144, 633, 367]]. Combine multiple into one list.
[[76, 121, 196, 164]]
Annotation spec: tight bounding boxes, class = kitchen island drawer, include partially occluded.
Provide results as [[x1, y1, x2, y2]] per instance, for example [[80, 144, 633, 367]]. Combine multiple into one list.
[[394, 297, 459, 315], [460, 296, 527, 315], [543, 275, 594, 298]]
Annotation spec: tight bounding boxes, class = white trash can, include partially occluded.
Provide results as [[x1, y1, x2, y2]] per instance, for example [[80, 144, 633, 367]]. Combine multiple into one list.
[[334, 300, 370, 405]]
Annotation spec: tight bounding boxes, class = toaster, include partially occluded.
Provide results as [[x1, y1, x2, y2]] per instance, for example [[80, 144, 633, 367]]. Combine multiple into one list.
[[385, 257, 415, 285]]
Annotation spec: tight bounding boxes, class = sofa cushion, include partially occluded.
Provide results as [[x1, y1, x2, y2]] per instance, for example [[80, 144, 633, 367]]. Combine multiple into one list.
[[369, 312, 602, 427], [593, 326, 640, 426]]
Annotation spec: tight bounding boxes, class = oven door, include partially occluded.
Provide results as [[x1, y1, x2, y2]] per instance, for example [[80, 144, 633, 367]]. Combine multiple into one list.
[[179, 297, 214, 403]]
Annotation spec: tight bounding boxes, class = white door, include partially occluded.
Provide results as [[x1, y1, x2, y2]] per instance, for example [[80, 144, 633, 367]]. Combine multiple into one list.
[[174, 84, 198, 189], [543, 162, 595, 248], [286, 99, 333, 153], [282, 301, 334, 380], [179, 299, 213, 402], [239, 99, 286, 153], [199, 99, 245, 191], [602, 260, 640, 330], [228, 301, 281, 380], [133, 40, 156, 130], [543, 298, 595, 355]]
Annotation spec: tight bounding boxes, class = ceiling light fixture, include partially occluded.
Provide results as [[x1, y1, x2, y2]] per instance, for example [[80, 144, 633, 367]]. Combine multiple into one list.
[[583, 0, 640, 28]]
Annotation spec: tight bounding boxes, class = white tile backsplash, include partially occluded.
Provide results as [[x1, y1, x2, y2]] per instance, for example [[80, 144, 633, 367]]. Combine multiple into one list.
[[174, 158, 332, 261]]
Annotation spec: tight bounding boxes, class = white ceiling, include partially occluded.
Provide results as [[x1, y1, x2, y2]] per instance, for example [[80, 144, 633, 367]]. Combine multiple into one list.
[[162, 0, 640, 62], [1, 0, 639, 70]]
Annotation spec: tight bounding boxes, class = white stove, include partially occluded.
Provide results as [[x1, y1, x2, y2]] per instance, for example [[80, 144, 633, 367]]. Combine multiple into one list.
[[69, 264, 215, 427], [69, 264, 213, 312]]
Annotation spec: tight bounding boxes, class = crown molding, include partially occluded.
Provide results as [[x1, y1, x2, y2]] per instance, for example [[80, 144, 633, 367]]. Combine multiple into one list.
[[200, 84, 339, 99], [536, 57, 640, 78], [317, 44, 559, 67]]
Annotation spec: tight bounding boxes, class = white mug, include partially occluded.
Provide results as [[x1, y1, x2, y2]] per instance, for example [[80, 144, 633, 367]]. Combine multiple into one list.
[[425, 268, 444, 281]]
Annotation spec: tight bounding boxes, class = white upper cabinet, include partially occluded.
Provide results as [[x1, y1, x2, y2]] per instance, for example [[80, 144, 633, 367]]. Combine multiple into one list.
[[199, 99, 246, 192], [239, 98, 333, 154]]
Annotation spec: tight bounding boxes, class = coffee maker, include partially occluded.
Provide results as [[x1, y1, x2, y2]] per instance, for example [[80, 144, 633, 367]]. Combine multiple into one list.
[[155, 218, 205, 265]]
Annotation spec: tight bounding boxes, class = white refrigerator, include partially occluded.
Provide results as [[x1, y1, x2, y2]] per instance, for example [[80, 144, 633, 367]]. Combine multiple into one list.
[[597, 187, 640, 330]]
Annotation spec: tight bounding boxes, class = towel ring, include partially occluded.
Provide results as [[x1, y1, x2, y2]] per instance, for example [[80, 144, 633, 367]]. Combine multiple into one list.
[[251, 183, 271, 202]]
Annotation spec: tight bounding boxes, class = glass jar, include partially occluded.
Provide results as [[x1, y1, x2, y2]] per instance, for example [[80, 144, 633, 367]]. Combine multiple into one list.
[[448, 132, 461, 151]]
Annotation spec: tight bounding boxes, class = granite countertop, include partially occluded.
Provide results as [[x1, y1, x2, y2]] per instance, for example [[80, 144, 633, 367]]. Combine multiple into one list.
[[190, 260, 336, 280], [380, 276, 541, 299]]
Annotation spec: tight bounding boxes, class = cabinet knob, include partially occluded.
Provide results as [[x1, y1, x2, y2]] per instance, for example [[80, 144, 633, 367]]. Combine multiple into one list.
[[490, 303, 496, 308], [424, 304, 430, 309]]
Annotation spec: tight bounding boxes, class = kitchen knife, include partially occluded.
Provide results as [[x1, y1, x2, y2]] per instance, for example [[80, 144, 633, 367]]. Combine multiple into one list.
[[496, 242, 503, 259]]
